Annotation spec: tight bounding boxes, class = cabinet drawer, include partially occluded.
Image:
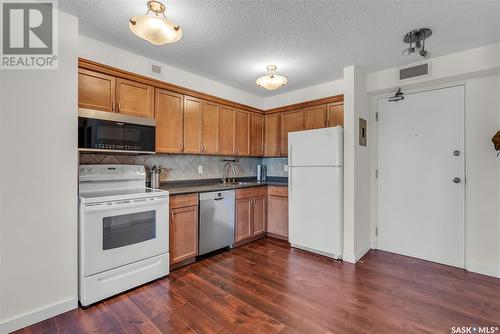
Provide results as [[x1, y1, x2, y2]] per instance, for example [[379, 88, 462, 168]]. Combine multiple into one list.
[[170, 193, 198, 209], [267, 186, 288, 197], [236, 186, 266, 199]]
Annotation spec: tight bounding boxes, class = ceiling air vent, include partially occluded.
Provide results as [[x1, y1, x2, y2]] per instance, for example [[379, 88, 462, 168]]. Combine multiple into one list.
[[149, 62, 164, 78], [398, 62, 430, 81]]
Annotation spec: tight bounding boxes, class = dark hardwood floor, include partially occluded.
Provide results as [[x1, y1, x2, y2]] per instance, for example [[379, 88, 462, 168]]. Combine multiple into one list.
[[16, 238, 500, 333]]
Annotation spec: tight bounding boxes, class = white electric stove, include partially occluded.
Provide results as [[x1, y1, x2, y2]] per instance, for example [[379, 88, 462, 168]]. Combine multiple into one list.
[[78, 164, 169, 306]]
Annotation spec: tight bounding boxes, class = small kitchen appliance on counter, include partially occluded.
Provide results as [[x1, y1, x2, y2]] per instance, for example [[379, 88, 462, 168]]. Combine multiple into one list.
[[78, 164, 169, 306], [256, 164, 267, 182]]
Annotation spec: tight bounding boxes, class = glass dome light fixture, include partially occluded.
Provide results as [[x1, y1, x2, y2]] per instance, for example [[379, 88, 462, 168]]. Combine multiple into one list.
[[129, 1, 182, 45], [256, 65, 288, 90]]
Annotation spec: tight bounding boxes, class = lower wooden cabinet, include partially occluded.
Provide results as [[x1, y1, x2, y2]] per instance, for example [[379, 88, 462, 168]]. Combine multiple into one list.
[[235, 187, 267, 243], [267, 186, 288, 239], [169, 194, 199, 265]]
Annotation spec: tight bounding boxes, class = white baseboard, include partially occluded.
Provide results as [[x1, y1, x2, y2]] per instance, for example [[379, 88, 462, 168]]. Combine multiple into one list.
[[355, 245, 371, 262], [466, 262, 500, 279], [343, 245, 372, 264], [0, 298, 77, 334]]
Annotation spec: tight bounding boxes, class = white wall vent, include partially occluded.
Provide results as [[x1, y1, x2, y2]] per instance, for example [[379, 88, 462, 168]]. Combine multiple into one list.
[[149, 61, 164, 78], [398, 61, 431, 81]]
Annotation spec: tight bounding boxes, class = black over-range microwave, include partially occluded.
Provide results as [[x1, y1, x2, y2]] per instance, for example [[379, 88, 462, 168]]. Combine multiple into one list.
[[78, 109, 155, 154]]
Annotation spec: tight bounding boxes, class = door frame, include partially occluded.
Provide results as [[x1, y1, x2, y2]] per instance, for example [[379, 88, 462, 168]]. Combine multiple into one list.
[[374, 83, 467, 268]]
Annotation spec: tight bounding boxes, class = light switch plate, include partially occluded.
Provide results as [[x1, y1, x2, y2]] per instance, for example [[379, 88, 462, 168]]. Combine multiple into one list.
[[198, 165, 203, 174], [284, 165, 289, 172]]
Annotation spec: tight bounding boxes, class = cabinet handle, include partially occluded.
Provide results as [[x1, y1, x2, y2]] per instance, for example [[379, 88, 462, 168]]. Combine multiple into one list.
[[111, 101, 115, 112], [180, 143, 184, 152], [169, 210, 174, 221], [116, 102, 120, 113]]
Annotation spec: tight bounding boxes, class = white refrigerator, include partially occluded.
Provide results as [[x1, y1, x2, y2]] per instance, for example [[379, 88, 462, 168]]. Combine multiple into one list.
[[288, 127, 343, 259]]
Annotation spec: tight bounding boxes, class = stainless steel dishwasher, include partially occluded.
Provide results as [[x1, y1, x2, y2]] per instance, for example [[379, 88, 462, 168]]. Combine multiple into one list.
[[199, 190, 235, 255]]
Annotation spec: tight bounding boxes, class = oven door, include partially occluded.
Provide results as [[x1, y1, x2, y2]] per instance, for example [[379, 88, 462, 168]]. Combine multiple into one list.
[[80, 196, 168, 277]]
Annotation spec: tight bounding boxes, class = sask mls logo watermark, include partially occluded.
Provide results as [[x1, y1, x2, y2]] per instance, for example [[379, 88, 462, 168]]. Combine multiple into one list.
[[1, 0, 58, 69]]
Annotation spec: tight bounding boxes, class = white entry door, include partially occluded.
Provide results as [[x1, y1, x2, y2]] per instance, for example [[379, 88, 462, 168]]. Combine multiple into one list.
[[377, 85, 465, 268]]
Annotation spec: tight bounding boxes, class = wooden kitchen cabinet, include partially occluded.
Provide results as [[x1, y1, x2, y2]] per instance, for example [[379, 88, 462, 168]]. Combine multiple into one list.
[[267, 186, 288, 239], [235, 198, 253, 242], [78, 69, 116, 112], [183, 96, 203, 154], [250, 113, 264, 156], [202, 101, 220, 154], [169, 193, 199, 265], [304, 104, 327, 130], [78, 69, 154, 119], [218, 105, 236, 155], [235, 187, 267, 243], [235, 109, 250, 156], [280, 109, 304, 156], [327, 102, 344, 127], [264, 113, 281, 157], [155, 89, 184, 153], [116, 78, 154, 118]]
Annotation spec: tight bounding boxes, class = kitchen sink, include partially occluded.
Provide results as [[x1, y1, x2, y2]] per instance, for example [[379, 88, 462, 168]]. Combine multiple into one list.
[[219, 182, 251, 186]]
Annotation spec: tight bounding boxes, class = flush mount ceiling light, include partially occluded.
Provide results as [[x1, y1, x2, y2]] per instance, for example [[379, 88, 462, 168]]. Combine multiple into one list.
[[402, 28, 432, 58], [129, 1, 182, 45], [256, 65, 288, 90]]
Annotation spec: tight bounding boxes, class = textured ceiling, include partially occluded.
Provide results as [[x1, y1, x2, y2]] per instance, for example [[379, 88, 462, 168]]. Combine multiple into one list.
[[60, 0, 500, 97]]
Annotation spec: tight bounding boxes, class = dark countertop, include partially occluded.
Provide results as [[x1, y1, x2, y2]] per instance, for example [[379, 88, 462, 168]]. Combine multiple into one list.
[[159, 177, 288, 195]]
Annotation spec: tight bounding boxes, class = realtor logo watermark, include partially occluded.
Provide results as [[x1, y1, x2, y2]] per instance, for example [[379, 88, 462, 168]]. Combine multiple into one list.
[[1, 0, 58, 69]]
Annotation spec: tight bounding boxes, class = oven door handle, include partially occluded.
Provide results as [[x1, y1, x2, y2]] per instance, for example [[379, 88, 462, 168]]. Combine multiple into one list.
[[84, 196, 168, 212]]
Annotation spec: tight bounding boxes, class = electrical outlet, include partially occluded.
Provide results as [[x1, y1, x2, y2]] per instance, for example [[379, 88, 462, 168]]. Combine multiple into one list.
[[198, 165, 203, 174], [284, 165, 289, 172]]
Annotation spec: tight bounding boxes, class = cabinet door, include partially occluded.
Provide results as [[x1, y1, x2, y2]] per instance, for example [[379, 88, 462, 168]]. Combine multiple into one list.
[[155, 89, 184, 153], [267, 195, 288, 238], [264, 113, 280, 157], [250, 113, 264, 156], [304, 104, 327, 130], [170, 205, 198, 264], [235, 110, 250, 156], [327, 102, 344, 127], [252, 196, 266, 236], [183, 96, 203, 154], [202, 101, 220, 154], [235, 198, 252, 242], [280, 109, 304, 156], [218, 106, 236, 155], [78, 69, 116, 112], [116, 78, 154, 118]]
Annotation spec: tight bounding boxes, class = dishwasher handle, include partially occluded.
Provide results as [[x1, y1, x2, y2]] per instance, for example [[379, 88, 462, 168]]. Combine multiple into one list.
[[213, 197, 224, 201]]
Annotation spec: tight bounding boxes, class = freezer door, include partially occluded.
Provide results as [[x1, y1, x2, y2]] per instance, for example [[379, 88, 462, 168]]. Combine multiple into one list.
[[288, 127, 343, 167], [288, 166, 343, 258]]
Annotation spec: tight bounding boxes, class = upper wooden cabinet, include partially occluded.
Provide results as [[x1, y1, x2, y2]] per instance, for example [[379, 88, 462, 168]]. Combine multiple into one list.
[[116, 78, 154, 118], [202, 101, 220, 154], [235, 110, 250, 156], [327, 102, 344, 127], [78, 69, 154, 118], [304, 104, 327, 130], [183, 96, 203, 154], [78, 69, 115, 112], [250, 113, 264, 157], [264, 113, 281, 157], [280, 109, 304, 156], [218, 106, 236, 155], [155, 89, 184, 153]]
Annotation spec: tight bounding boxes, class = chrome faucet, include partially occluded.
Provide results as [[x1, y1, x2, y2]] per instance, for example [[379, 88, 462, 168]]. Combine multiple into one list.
[[222, 162, 237, 184]]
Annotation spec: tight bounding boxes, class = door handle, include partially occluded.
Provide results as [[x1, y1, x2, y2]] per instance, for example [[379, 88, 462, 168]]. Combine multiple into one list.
[[452, 177, 461, 184]]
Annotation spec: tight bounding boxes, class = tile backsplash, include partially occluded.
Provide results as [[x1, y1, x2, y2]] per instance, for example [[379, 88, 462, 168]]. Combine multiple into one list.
[[262, 157, 288, 177], [80, 154, 288, 181]]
